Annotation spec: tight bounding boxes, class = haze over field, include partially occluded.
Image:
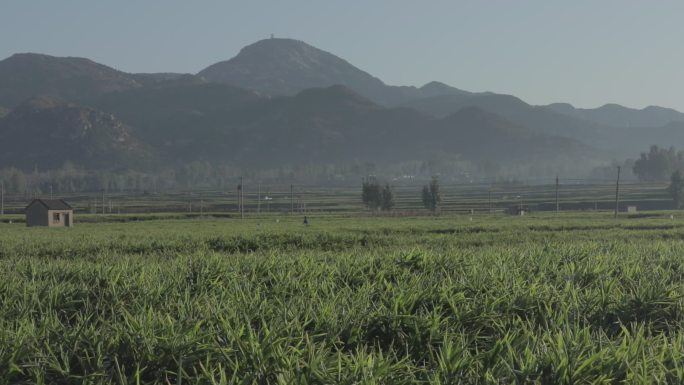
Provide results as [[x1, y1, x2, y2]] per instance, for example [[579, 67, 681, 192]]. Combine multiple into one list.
[[6, 4, 684, 383], [0, 1, 683, 185]]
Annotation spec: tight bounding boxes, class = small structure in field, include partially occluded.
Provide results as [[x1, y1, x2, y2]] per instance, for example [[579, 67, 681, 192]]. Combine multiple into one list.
[[627, 206, 638, 214], [506, 205, 530, 216], [26, 199, 73, 227]]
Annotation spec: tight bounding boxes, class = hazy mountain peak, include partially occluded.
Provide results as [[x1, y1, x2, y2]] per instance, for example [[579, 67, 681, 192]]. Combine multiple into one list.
[[596, 103, 627, 111], [6, 52, 54, 61], [197, 39, 499, 106], [642, 105, 681, 113], [197, 37, 394, 102], [545, 103, 577, 115], [546, 101, 684, 128], [1, 52, 132, 79], [546, 102, 575, 109], [231, 38, 346, 74], [419, 81, 471, 97], [237, 37, 320, 56], [0, 52, 140, 107]]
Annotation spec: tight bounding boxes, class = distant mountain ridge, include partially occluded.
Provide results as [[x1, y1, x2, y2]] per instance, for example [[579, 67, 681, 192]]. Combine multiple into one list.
[[2, 41, 682, 127], [0, 83, 594, 172], [0, 53, 141, 108], [93, 83, 593, 166], [197, 38, 469, 105], [546, 103, 684, 128], [0, 38, 683, 177], [195, 38, 684, 132]]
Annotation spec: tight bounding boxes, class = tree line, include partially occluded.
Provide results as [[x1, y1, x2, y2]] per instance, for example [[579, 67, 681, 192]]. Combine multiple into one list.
[[630, 145, 684, 209], [633, 145, 684, 182], [362, 176, 442, 213]]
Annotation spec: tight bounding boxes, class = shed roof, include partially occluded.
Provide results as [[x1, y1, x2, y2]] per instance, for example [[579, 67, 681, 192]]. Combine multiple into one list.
[[27, 199, 73, 210]]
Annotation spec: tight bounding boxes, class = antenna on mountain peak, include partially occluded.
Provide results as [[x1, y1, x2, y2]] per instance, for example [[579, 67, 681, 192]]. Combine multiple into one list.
[[270, 33, 274, 39]]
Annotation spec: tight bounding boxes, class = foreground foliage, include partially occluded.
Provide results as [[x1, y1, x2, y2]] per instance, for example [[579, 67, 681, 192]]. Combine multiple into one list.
[[1, 213, 684, 384]]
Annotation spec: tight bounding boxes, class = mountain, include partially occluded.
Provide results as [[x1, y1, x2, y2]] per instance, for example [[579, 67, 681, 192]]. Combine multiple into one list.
[[88, 82, 265, 161], [0, 53, 141, 108], [197, 38, 464, 105], [198, 38, 397, 104], [546, 103, 684, 128], [427, 107, 592, 163], [399, 92, 603, 141], [196, 38, 684, 158], [418, 81, 474, 98], [90, 83, 429, 165], [0, 81, 595, 175], [0, 38, 679, 178], [228, 86, 429, 165], [0, 96, 152, 170], [400, 93, 684, 158], [225, 86, 593, 167], [86, 83, 591, 168], [603, 122, 684, 155], [402, 91, 684, 158], [400, 93, 529, 118]]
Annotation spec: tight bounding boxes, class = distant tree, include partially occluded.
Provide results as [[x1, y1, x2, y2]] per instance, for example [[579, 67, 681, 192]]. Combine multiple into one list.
[[9, 169, 26, 194], [633, 145, 684, 181], [669, 170, 684, 209], [363, 177, 395, 211], [362, 177, 382, 210], [380, 184, 395, 211], [422, 176, 442, 212], [421, 185, 430, 209]]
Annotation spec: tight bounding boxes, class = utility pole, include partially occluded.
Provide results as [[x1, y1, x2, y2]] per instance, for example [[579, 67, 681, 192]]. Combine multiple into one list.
[[50, 184, 53, 200], [240, 176, 244, 220], [488, 188, 492, 214], [614, 166, 621, 219], [555, 176, 559, 214], [101, 189, 105, 216], [290, 184, 294, 215], [257, 183, 261, 213], [1, 181, 4, 217]]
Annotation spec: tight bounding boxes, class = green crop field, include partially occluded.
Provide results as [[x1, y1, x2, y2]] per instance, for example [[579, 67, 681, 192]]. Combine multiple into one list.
[[3, 212, 684, 384]]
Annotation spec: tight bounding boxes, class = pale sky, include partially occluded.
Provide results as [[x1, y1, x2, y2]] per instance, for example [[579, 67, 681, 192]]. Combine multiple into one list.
[[1, 0, 683, 110]]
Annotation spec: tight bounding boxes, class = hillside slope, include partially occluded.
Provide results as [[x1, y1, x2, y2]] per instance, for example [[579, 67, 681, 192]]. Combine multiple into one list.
[[0, 53, 141, 108], [0, 97, 153, 170], [89, 84, 594, 167]]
